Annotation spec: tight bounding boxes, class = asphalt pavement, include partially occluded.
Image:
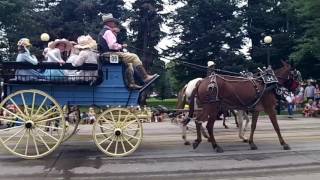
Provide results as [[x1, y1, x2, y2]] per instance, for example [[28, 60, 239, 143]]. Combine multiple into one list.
[[1, 115, 320, 180]]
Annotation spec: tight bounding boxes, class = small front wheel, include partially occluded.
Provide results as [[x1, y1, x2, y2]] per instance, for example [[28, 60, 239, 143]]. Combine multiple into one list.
[[93, 108, 143, 157]]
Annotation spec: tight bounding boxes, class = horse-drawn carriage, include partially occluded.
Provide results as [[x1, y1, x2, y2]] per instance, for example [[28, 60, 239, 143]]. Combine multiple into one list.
[[0, 54, 159, 159]]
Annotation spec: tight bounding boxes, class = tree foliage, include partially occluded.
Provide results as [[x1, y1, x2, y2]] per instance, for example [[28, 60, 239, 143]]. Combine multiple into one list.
[[166, 0, 246, 88]]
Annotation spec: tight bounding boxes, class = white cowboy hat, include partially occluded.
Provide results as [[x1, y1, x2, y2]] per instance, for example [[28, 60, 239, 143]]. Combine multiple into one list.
[[48, 38, 72, 51], [74, 35, 97, 50], [207, 61, 215, 67], [101, 13, 119, 23]]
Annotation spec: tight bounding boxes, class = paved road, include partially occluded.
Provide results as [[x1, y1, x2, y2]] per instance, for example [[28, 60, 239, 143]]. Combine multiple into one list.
[[1, 116, 320, 180]]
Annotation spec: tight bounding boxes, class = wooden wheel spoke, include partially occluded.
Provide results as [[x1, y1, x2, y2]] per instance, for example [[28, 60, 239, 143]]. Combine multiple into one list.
[[25, 130, 30, 155], [36, 128, 59, 142], [123, 132, 139, 140], [120, 114, 130, 126], [34, 97, 48, 117], [105, 136, 116, 152], [120, 136, 127, 153], [3, 127, 25, 143], [36, 106, 58, 121], [0, 117, 25, 125], [114, 136, 119, 154], [123, 120, 138, 129], [109, 111, 115, 123], [97, 124, 114, 131], [36, 124, 63, 130], [31, 92, 36, 116], [34, 129, 50, 151], [0, 125, 24, 132], [36, 116, 62, 124], [30, 130, 40, 155], [9, 98, 26, 119], [122, 135, 134, 148], [1, 107, 26, 122], [13, 130, 27, 151], [20, 93, 30, 117], [125, 128, 139, 132], [98, 134, 114, 145]]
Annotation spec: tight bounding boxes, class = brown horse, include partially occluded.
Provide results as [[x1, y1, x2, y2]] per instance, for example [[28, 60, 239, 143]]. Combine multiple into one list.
[[189, 61, 297, 153]]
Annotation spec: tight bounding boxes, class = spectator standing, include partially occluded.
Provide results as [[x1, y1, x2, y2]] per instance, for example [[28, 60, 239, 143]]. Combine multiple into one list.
[[285, 92, 295, 118], [304, 82, 315, 101]]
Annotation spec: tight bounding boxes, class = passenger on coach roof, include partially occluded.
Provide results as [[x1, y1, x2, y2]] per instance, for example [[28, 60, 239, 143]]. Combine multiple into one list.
[[43, 39, 72, 80], [97, 13, 157, 89], [71, 35, 98, 81], [15, 38, 42, 80]]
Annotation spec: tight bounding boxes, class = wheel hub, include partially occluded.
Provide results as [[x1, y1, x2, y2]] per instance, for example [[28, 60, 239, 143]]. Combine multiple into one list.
[[25, 121, 34, 129], [114, 128, 122, 136]]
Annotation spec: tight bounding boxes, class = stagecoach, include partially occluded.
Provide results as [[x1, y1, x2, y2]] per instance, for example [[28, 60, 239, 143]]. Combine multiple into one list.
[[0, 54, 159, 159]]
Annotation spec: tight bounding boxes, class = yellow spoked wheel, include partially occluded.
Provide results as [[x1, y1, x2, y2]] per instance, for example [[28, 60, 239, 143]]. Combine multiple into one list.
[[0, 89, 65, 159], [93, 108, 143, 157]]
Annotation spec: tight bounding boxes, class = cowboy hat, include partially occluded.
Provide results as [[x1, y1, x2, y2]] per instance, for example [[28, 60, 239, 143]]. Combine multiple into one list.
[[101, 13, 119, 23], [207, 61, 215, 67], [74, 35, 97, 50], [48, 38, 72, 51], [17, 38, 31, 47]]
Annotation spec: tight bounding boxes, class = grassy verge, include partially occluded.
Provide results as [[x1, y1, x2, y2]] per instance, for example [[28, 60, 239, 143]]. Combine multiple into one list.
[[146, 98, 178, 109]]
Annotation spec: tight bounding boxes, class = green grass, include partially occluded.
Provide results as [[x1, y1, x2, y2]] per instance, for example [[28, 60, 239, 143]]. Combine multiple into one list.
[[146, 98, 178, 109]]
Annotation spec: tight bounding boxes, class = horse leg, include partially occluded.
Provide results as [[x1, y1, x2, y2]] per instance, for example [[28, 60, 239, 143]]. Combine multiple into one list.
[[182, 123, 191, 145], [267, 110, 291, 150], [192, 121, 202, 149], [237, 111, 248, 142], [206, 117, 223, 153], [200, 124, 209, 139], [248, 111, 259, 150], [232, 110, 239, 128], [222, 115, 229, 129], [241, 111, 250, 143]]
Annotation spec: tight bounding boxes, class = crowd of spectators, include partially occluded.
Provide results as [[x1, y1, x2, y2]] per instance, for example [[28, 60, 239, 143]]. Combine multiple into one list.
[[286, 80, 320, 118]]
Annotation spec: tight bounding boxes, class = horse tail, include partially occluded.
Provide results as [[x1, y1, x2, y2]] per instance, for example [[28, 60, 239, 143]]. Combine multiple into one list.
[[176, 85, 187, 109], [188, 80, 202, 120]]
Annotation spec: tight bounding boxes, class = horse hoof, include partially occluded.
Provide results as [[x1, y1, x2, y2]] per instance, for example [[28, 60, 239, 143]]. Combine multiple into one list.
[[207, 138, 212, 142], [193, 141, 200, 149], [242, 139, 248, 143], [216, 146, 224, 153], [283, 144, 291, 150], [250, 144, 258, 150], [184, 141, 191, 146], [224, 126, 229, 129]]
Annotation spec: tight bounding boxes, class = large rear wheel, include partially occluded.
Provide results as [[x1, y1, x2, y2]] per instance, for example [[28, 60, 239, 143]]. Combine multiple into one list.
[[0, 89, 65, 159]]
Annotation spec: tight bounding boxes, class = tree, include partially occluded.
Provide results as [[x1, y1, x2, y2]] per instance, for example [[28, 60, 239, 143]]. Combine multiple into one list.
[[166, 0, 246, 88], [0, 0, 127, 61], [129, 0, 166, 104], [246, 0, 295, 68], [286, 0, 320, 79]]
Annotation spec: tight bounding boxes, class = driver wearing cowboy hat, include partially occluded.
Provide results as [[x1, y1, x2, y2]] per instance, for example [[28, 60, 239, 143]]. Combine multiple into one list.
[[97, 13, 157, 89], [207, 60, 215, 76]]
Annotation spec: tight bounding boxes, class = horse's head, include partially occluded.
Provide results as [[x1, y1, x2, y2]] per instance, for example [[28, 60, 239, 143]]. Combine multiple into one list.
[[274, 60, 300, 92]]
